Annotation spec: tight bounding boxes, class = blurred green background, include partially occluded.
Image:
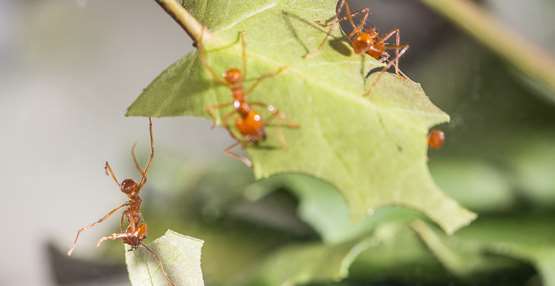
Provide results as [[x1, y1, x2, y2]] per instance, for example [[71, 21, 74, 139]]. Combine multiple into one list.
[[2, 0, 554, 285]]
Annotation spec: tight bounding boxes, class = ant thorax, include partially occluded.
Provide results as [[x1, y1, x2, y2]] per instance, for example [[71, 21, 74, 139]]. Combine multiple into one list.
[[351, 32, 374, 54], [233, 100, 251, 116]]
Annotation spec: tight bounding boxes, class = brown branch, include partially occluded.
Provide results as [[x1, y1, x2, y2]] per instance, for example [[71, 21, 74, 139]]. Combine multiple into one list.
[[155, 0, 210, 43], [421, 0, 555, 101]]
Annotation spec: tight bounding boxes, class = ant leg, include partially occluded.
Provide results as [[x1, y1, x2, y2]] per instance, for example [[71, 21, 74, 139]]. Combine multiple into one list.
[[205, 102, 233, 128], [96, 232, 133, 248], [250, 102, 299, 128], [305, 8, 369, 59], [120, 211, 128, 233], [348, 8, 370, 38], [104, 161, 120, 186], [224, 141, 252, 167], [197, 28, 228, 86], [380, 29, 405, 75], [131, 144, 144, 178], [240, 32, 247, 81], [140, 243, 176, 286], [219, 110, 238, 142], [394, 29, 402, 75], [138, 118, 154, 187], [304, 24, 335, 59], [67, 203, 129, 256], [364, 44, 409, 96], [382, 44, 409, 76], [244, 66, 288, 96], [251, 102, 300, 149]]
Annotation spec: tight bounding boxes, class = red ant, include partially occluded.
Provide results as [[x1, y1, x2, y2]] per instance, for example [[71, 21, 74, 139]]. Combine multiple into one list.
[[67, 118, 175, 286], [308, 0, 410, 85], [428, 129, 445, 150], [198, 31, 299, 167]]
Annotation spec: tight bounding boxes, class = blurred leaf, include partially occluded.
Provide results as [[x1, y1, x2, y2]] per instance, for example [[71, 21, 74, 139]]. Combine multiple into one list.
[[421, 0, 555, 102], [430, 158, 515, 212], [126, 230, 204, 286], [417, 214, 555, 286], [248, 174, 420, 243], [411, 220, 517, 278], [140, 205, 292, 285], [128, 0, 475, 233], [245, 238, 373, 286], [505, 134, 555, 207], [352, 221, 527, 284], [350, 223, 451, 283]]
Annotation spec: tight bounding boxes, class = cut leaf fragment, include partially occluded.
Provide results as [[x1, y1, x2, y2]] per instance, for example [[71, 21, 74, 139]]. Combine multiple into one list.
[[129, 0, 475, 233], [126, 230, 204, 286]]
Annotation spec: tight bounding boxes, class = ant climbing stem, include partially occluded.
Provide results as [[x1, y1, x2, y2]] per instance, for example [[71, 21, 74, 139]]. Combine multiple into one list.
[[67, 118, 175, 286], [197, 28, 299, 167]]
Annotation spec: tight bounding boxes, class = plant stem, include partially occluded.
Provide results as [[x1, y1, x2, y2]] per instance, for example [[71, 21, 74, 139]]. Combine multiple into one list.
[[421, 0, 555, 100], [155, 0, 209, 43]]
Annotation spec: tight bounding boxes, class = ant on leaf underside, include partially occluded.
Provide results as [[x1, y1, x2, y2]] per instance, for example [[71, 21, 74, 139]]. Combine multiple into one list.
[[198, 30, 299, 167]]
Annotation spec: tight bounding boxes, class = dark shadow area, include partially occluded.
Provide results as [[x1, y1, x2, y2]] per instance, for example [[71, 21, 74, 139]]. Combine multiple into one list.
[[46, 241, 126, 286]]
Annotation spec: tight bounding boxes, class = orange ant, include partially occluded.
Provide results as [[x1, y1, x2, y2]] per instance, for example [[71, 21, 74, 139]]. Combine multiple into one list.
[[198, 31, 299, 167], [428, 129, 445, 150], [67, 118, 175, 286], [308, 0, 410, 82]]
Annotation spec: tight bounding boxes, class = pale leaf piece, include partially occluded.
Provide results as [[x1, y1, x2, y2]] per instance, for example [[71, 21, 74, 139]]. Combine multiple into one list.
[[126, 230, 204, 286]]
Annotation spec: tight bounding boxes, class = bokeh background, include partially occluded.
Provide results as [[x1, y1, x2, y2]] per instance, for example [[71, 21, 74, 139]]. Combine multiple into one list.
[[2, 0, 554, 285]]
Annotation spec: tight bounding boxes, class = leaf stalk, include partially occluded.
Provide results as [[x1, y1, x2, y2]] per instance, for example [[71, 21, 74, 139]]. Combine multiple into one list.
[[155, 0, 209, 43]]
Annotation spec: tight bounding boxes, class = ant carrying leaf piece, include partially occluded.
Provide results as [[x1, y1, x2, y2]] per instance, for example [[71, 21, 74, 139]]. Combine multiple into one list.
[[199, 30, 299, 167], [307, 0, 410, 90], [67, 118, 175, 286]]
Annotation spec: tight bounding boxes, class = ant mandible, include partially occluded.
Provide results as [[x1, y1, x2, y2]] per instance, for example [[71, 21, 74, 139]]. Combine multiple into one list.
[[308, 0, 410, 81], [198, 30, 299, 167], [67, 118, 175, 286]]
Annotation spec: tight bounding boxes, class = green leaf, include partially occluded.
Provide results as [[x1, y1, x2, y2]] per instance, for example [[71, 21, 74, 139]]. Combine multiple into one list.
[[505, 134, 555, 207], [245, 238, 373, 286], [417, 214, 555, 286], [430, 158, 515, 212], [247, 173, 421, 243], [128, 0, 475, 233], [126, 230, 204, 286]]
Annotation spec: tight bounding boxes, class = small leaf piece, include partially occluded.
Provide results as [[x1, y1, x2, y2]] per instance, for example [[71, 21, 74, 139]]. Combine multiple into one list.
[[126, 230, 205, 286]]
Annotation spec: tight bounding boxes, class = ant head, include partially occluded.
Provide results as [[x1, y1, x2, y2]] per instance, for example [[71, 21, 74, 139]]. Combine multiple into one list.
[[120, 179, 138, 195], [224, 68, 242, 84]]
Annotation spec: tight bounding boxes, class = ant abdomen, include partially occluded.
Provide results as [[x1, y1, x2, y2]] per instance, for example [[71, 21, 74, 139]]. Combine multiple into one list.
[[236, 112, 264, 138]]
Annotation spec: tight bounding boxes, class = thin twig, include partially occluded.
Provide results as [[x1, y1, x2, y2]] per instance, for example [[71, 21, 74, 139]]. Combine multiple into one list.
[[421, 0, 555, 101], [155, 0, 210, 43]]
